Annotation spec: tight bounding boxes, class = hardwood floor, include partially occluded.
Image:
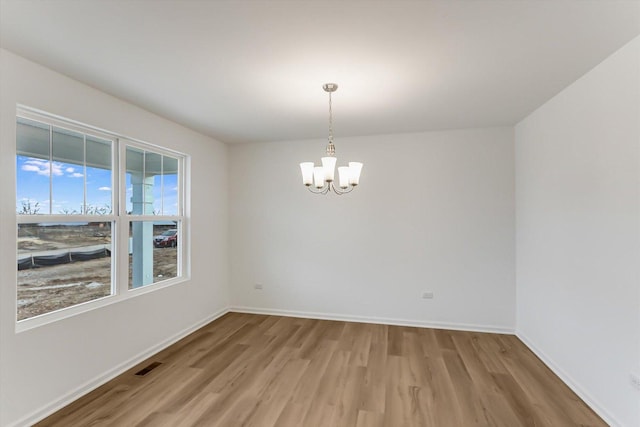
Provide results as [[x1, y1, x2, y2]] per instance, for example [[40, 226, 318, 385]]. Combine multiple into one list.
[[37, 313, 606, 426]]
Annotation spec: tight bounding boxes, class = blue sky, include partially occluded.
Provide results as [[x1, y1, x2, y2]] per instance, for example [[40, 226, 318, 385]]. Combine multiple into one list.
[[17, 155, 178, 215]]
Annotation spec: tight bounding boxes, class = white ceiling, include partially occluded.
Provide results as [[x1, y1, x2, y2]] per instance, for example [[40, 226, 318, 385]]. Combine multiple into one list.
[[1, 1, 639, 144]]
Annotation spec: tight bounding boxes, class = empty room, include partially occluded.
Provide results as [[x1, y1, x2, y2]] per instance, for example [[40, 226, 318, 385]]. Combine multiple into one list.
[[0, 1, 638, 426]]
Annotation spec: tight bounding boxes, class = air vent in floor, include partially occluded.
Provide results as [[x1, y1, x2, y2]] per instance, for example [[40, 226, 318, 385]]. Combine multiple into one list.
[[135, 362, 162, 376]]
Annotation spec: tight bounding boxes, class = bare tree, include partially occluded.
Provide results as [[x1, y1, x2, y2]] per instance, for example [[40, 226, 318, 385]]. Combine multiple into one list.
[[86, 204, 111, 215], [18, 200, 40, 215]]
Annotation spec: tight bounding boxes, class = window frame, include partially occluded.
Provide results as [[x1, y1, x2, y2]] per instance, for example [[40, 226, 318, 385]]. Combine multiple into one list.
[[15, 107, 190, 332]]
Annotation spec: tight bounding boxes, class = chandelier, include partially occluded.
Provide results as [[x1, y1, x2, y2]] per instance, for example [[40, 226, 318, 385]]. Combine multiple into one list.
[[299, 83, 363, 195]]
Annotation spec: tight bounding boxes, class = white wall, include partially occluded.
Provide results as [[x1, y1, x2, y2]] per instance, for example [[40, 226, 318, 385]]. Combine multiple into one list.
[[230, 128, 515, 332], [0, 49, 230, 427], [515, 36, 640, 427]]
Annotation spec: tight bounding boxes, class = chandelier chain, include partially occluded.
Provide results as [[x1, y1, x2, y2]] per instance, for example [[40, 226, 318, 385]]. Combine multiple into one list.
[[328, 90, 333, 143], [326, 90, 335, 156]]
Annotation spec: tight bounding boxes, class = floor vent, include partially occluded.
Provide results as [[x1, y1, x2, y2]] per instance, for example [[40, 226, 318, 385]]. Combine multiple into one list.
[[135, 362, 162, 376]]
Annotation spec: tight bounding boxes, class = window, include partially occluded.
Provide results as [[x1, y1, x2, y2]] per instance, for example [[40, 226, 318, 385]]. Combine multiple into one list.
[[16, 109, 187, 326], [124, 144, 183, 289]]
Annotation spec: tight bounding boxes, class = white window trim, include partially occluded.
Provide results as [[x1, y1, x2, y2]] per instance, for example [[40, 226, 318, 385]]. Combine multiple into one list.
[[15, 106, 190, 333]]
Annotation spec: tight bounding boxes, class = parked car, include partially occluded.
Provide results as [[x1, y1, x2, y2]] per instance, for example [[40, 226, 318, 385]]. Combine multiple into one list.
[[153, 229, 178, 248]]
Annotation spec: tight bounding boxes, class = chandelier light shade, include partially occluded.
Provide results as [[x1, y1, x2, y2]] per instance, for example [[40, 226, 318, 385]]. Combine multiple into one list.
[[300, 83, 363, 195]]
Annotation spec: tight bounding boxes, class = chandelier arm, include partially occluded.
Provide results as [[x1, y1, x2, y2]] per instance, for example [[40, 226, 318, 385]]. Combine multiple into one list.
[[307, 185, 330, 195], [331, 184, 355, 195]]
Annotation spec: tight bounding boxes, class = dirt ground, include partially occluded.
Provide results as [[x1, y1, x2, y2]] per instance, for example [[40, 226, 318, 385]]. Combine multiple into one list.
[[18, 223, 111, 252], [17, 248, 178, 321]]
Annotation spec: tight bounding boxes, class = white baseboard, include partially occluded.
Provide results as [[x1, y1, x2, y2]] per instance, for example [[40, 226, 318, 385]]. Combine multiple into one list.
[[516, 331, 621, 427], [10, 306, 231, 427], [230, 305, 515, 334]]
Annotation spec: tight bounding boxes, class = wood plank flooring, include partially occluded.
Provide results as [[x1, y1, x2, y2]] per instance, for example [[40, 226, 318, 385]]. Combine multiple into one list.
[[37, 313, 606, 426]]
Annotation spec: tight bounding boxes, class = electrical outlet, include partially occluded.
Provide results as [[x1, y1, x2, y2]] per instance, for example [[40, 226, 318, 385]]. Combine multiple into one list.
[[254, 283, 263, 290], [630, 373, 640, 391], [422, 291, 434, 299]]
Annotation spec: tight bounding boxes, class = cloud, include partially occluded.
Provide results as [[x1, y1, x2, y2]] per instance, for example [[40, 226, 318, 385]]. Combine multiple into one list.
[[21, 159, 63, 176], [70, 173, 84, 178], [22, 164, 42, 173], [98, 186, 111, 191], [66, 167, 75, 173]]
